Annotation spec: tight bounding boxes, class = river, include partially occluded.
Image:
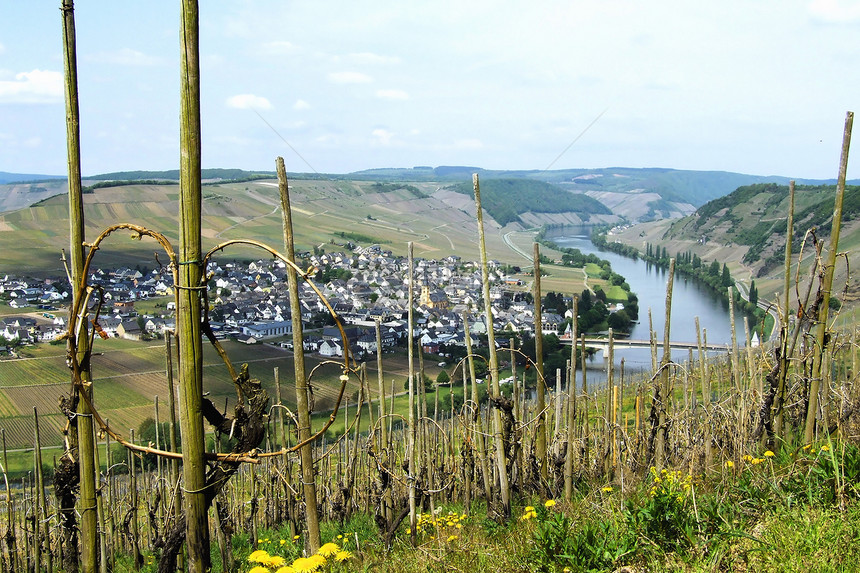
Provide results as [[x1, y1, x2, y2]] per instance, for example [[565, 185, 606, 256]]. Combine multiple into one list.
[[549, 228, 739, 386]]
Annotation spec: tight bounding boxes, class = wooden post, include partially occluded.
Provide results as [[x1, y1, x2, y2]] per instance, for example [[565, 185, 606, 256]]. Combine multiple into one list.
[[806, 111, 853, 444], [473, 173, 511, 516], [656, 258, 675, 466], [175, 1, 210, 569], [276, 156, 321, 552], [375, 320, 388, 452], [407, 242, 417, 541], [61, 2, 98, 570], [564, 296, 578, 501], [775, 181, 795, 445], [533, 243, 547, 480]]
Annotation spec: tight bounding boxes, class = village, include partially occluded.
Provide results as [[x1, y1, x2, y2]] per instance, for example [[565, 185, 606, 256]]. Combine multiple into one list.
[[0, 244, 592, 360]]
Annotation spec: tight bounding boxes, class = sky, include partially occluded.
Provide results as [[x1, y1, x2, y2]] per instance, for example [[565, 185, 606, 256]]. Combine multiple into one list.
[[1, 1, 859, 179]]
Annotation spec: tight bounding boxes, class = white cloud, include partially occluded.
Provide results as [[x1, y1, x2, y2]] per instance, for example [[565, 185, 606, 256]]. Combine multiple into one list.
[[372, 128, 394, 145], [293, 99, 311, 110], [808, 0, 860, 22], [226, 94, 273, 110], [376, 89, 409, 101], [328, 71, 373, 84], [89, 48, 162, 66], [0, 69, 62, 104]]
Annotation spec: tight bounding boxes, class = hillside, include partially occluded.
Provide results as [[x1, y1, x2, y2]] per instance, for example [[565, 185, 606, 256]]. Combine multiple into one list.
[[0, 177, 529, 276], [447, 178, 612, 226], [5, 166, 850, 225], [612, 182, 860, 308]]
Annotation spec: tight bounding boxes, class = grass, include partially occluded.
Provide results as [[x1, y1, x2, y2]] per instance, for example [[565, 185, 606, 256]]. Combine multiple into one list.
[[104, 441, 854, 573]]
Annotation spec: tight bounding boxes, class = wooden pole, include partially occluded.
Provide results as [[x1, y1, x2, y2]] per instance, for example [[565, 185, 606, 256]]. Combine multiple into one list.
[[564, 296, 578, 501], [176, 0, 209, 567], [533, 243, 547, 480], [276, 156, 321, 552], [806, 111, 853, 444], [61, 2, 98, 570], [775, 181, 795, 445], [473, 173, 511, 516]]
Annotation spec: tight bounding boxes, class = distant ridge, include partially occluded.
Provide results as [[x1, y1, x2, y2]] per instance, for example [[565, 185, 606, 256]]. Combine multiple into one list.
[[0, 171, 66, 184]]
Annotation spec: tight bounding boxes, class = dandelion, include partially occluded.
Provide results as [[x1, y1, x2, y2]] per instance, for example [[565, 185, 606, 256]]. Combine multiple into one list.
[[249, 566, 270, 573], [280, 539, 287, 546], [266, 555, 286, 568], [725, 460, 734, 469], [307, 554, 327, 569], [335, 550, 353, 562], [318, 542, 340, 557], [291, 557, 313, 573], [601, 486, 613, 493], [544, 499, 556, 508], [248, 549, 270, 563], [821, 445, 830, 452], [447, 535, 458, 542], [764, 450, 775, 458], [276, 567, 297, 573]]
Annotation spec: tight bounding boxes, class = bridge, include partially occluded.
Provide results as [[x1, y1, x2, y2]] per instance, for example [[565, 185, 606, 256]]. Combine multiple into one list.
[[558, 336, 731, 363]]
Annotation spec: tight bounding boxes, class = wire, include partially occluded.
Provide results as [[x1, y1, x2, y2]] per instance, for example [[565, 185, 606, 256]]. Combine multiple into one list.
[[543, 107, 609, 172], [253, 109, 320, 175]]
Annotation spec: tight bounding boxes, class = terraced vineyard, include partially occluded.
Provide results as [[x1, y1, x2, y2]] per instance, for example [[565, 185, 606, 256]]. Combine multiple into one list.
[[0, 338, 411, 450]]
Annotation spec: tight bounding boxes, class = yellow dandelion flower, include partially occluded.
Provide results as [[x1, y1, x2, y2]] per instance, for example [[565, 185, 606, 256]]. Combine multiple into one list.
[[803, 444, 811, 450], [249, 566, 270, 573], [280, 539, 287, 545], [291, 557, 313, 573], [544, 499, 556, 508], [743, 454, 753, 462], [318, 542, 340, 557], [821, 445, 830, 452], [525, 506, 535, 512], [337, 534, 343, 539], [335, 550, 353, 563], [725, 460, 734, 469], [601, 486, 613, 493], [456, 524, 462, 529], [447, 535, 458, 542], [764, 450, 775, 458], [810, 449, 816, 454], [248, 549, 270, 563], [266, 555, 286, 568], [307, 554, 327, 569], [276, 566, 296, 573], [293, 535, 301, 540]]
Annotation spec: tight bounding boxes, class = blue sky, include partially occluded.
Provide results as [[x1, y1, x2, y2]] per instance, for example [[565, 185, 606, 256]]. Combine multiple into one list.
[[1, 1, 859, 179]]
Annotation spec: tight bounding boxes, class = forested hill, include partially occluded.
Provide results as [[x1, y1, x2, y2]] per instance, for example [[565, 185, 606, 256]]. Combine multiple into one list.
[[448, 178, 611, 226], [663, 182, 860, 276]]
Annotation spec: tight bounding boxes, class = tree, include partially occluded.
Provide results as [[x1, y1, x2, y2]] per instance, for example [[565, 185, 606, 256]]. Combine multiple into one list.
[[436, 369, 450, 385], [749, 279, 758, 307], [721, 263, 733, 288], [708, 260, 720, 277]]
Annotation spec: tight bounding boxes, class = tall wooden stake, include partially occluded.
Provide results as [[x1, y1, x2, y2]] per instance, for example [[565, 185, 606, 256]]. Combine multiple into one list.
[[806, 111, 854, 444], [533, 243, 547, 480], [61, 2, 97, 570], [276, 156, 321, 552], [177, 1, 209, 569], [473, 173, 511, 517]]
